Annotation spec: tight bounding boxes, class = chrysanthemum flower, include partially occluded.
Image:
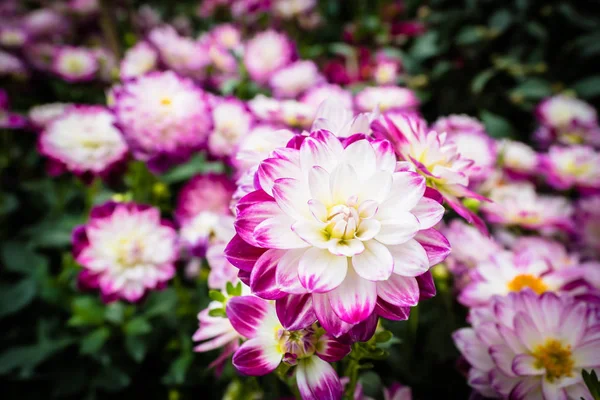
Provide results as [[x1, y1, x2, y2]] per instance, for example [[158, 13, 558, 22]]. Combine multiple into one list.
[[52, 46, 98, 82], [539, 145, 600, 191], [311, 99, 379, 138], [111, 71, 212, 171], [23, 8, 70, 39], [225, 116, 449, 337], [73, 201, 178, 302], [300, 84, 354, 112], [355, 86, 419, 113], [207, 24, 242, 51], [269, 60, 323, 99], [68, 0, 99, 15], [227, 295, 348, 400], [234, 125, 296, 173], [273, 0, 316, 19], [511, 237, 580, 272], [453, 290, 600, 399], [575, 195, 600, 258], [0, 26, 28, 48], [499, 139, 539, 179], [0, 49, 27, 77], [120, 41, 157, 80], [38, 106, 128, 180], [372, 52, 402, 86], [208, 99, 253, 159], [243, 30, 294, 84], [384, 383, 413, 400], [148, 26, 210, 78], [373, 112, 488, 232], [28, 103, 72, 129]]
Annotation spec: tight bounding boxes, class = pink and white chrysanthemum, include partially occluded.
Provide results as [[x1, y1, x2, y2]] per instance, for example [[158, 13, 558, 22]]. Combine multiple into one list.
[[458, 251, 577, 307], [311, 99, 379, 138], [207, 24, 243, 51], [373, 112, 488, 232], [243, 30, 294, 84], [511, 237, 580, 272], [227, 295, 348, 400], [384, 383, 413, 400], [432, 115, 497, 182], [38, 106, 128, 179], [273, 0, 317, 19], [208, 98, 254, 159], [52, 46, 98, 83], [575, 195, 600, 258], [269, 60, 323, 99], [453, 290, 600, 399], [68, 0, 99, 15], [372, 52, 402, 86], [225, 120, 450, 338], [0, 49, 27, 77], [539, 145, 600, 191], [499, 139, 539, 178], [72, 201, 178, 303], [111, 71, 212, 171], [23, 9, 70, 39], [354, 86, 419, 113], [0, 26, 28, 48], [120, 41, 158, 80], [28, 103, 72, 129], [482, 182, 574, 232], [234, 125, 296, 173], [300, 84, 354, 112], [148, 26, 210, 78]]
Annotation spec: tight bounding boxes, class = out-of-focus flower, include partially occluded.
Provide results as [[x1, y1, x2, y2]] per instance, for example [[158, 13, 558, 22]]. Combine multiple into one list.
[[0, 26, 28, 48], [499, 139, 539, 178], [208, 98, 253, 159], [384, 383, 412, 400], [68, 0, 99, 16], [575, 195, 600, 258], [273, 0, 316, 19], [458, 251, 576, 307], [511, 237, 580, 272], [269, 60, 323, 99], [311, 99, 378, 138], [111, 71, 212, 171], [38, 106, 127, 179], [0, 91, 27, 129], [23, 8, 70, 39], [372, 52, 402, 85], [133, 5, 162, 33], [300, 84, 353, 112], [208, 24, 242, 51], [539, 145, 600, 191], [120, 41, 158, 80], [453, 290, 599, 399], [52, 46, 99, 83], [227, 295, 348, 399], [482, 182, 573, 232], [535, 95, 600, 148], [234, 125, 296, 173], [279, 99, 315, 129], [73, 201, 178, 302], [225, 109, 449, 337], [391, 21, 426, 37], [0, 49, 27, 77], [243, 30, 294, 84], [355, 86, 419, 113]]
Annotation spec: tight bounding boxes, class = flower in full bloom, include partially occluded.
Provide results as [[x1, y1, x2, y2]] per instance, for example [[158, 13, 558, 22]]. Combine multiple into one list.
[[28, 103, 72, 129], [372, 52, 402, 86], [0, 49, 27, 77], [535, 95, 600, 148], [354, 86, 419, 113], [111, 71, 212, 171], [119, 41, 157, 80], [499, 139, 539, 179], [38, 106, 128, 180], [300, 84, 353, 112], [68, 0, 99, 15], [311, 99, 379, 138], [23, 8, 70, 39], [539, 145, 600, 191], [243, 30, 294, 84], [208, 98, 254, 159], [269, 60, 323, 99], [234, 125, 296, 173], [227, 295, 349, 400], [148, 25, 210, 78], [0, 26, 28, 48], [273, 0, 316, 19], [225, 113, 450, 337], [453, 290, 600, 399], [384, 383, 413, 400], [52, 46, 99, 82], [73, 201, 178, 302]]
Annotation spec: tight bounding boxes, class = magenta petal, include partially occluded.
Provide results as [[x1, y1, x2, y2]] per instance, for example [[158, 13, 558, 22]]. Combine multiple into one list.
[[276, 293, 317, 331], [316, 333, 351, 362], [414, 228, 451, 266], [224, 234, 267, 271], [416, 271, 436, 300], [226, 296, 272, 338], [232, 337, 282, 376], [340, 312, 379, 343], [376, 275, 419, 307], [235, 190, 281, 246], [444, 195, 489, 235], [313, 293, 353, 338], [328, 268, 377, 324], [250, 249, 286, 300], [375, 298, 410, 321], [296, 356, 343, 400]]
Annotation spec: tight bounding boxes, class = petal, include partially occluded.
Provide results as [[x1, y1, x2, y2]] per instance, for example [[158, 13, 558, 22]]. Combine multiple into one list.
[[340, 140, 376, 181], [313, 293, 353, 337], [351, 240, 394, 281], [298, 248, 348, 293], [512, 354, 544, 376], [300, 136, 339, 174], [308, 199, 328, 222], [316, 334, 351, 362], [376, 275, 419, 307], [296, 356, 343, 400], [514, 313, 544, 351], [292, 220, 330, 248], [276, 248, 308, 294], [377, 171, 426, 217], [328, 267, 377, 324], [542, 379, 568, 400], [388, 239, 430, 277], [357, 170, 393, 203], [411, 197, 445, 229], [416, 271, 437, 300], [371, 139, 396, 172], [489, 344, 517, 377], [258, 154, 301, 196], [414, 228, 451, 266], [374, 212, 420, 245], [358, 200, 378, 219], [558, 302, 588, 347], [330, 163, 358, 203], [327, 238, 365, 257], [272, 178, 311, 220], [226, 296, 273, 338], [355, 219, 381, 241], [232, 337, 282, 376], [572, 339, 600, 367], [250, 249, 286, 300], [375, 298, 410, 321], [308, 166, 332, 205], [341, 312, 379, 343], [235, 191, 281, 247], [255, 215, 309, 249], [276, 293, 317, 331], [224, 234, 267, 271]]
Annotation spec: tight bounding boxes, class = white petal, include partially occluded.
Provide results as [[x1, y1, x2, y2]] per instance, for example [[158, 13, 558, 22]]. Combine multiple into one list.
[[351, 240, 394, 281], [388, 239, 430, 277], [298, 248, 348, 293], [375, 212, 420, 245]]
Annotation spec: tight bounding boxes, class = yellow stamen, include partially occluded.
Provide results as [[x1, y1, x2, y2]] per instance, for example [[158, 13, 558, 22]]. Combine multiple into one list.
[[532, 339, 574, 382], [507, 274, 548, 294]]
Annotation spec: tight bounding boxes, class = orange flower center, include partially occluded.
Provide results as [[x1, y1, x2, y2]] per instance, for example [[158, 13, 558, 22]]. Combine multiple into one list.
[[532, 339, 574, 382], [507, 274, 548, 294]]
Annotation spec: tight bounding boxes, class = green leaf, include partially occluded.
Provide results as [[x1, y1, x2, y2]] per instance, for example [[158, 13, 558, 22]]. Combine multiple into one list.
[[455, 26, 485, 45], [124, 317, 151, 336], [68, 297, 105, 327], [1, 241, 48, 275], [208, 308, 226, 318], [572, 76, 600, 99], [163, 353, 192, 385], [511, 78, 552, 100], [94, 366, 131, 392], [0, 336, 72, 376], [329, 42, 356, 58], [125, 336, 147, 363], [489, 9, 512, 33], [104, 302, 126, 324], [209, 290, 226, 302], [226, 281, 235, 296], [80, 327, 110, 355], [160, 154, 224, 184], [410, 32, 440, 60], [480, 110, 515, 139], [582, 369, 600, 400], [471, 69, 496, 94], [143, 289, 178, 318], [0, 279, 36, 318]]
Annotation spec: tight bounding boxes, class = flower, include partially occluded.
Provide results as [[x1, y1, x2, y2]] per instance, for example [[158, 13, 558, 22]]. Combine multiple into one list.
[[453, 290, 599, 399], [243, 30, 294, 84], [539, 145, 600, 191], [269, 60, 323, 99], [300, 84, 354, 112], [227, 295, 348, 400], [111, 71, 212, 171], [0, 49, 27, 77], [372, 52, 402, 86], [68, 0, 99, 15], [208, 98, 254, 159], [575, 195, 600, 258], [499, 139, 539, 178], [52, 46, 99, 82], [73, 201, 179, 302], [119, 41, 157, 79], [0, 26, 28, 48], [28, 103, 72, 129], [311, 99, 379, 138], [384, 383, 412, 400], [148, 25, 210, 78], [225, 112, 449, 337], [207, 24, 242, 51], [38, 106, 128, 180], [354, 86, 419, 113], [273, 0, 316, 19], [234, 125, 296, 173], [23, 8, 70, 39]]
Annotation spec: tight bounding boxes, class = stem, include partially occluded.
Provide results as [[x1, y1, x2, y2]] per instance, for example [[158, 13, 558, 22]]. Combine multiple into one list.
[[409, 304, 419, 342], [343, 345, 361, 400], [99, 0, 122, 59]]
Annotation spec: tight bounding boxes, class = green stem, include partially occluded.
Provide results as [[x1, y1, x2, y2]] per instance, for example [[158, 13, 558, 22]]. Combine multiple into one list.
[[99, 0, 122, 59], [343, 346, 361, 400]]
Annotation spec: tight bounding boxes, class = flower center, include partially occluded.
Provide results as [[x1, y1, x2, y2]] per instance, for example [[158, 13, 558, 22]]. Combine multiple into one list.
[[532, 339, 574, 382], [67, 57, 85, 74], [115, 237, 145, 268], [275, 327, 317, 362], [326, 202, 360, 240], [507, 274, 548, 294], [160, 97, 172, 106]]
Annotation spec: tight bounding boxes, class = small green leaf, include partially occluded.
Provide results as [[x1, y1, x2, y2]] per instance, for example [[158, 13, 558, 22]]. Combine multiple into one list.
[[80, 327, 110, 355], [226, 281, 235, 296], [374, 330, 393, 343], [456, 26, 485, 45], [208, 308, 226, 318], [94, 366, 131, 392], [582, 370, 600, 400], [1, 242, 48, 275], [124, 317, 151, 336], [411, 32, 440, 61], [489, 9, 512, 33], [125, 336, 147, 363], [512, 78, 552, 100], [209, 290, 226, 303], [0, 279, 36, 318], [480, 110, 516, 139], [572, 76, 600, 99], [160, 154, 224, 184], [471, 69, 496, 94]]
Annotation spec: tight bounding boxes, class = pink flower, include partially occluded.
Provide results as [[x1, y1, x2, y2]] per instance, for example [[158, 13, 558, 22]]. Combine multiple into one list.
[[120, 41, 157, 80], [273, 0, 316, 19], [453, 291, 599, 399], [499, 139, 539, 178], [73, 201, 179, 302], [575, 195, 600, 258], [0, 26, 28, 48], [38, 106, 128, 180], [68, 0, 99, 15], [355, 86, 419, 113], [372, 52, 402, 86], [225, 106, 449, 338], [111, 71, 212, 171], [539, 145, 600, 191], [23, 8, 70, 39], [234, 125, 296, 173], [28, 103, 72, 129], [243, 30, 294, 84], [311, 99, 379, 138], [227, 295, 348, 400], [208, 98, 254, 159], [384, 383, 412, 400], [52, 46, 99, 83], [207, 24, 242, 51], [300, 84, 354, 112], [269, 60, 323, 99], [0, 49, 27, 77]]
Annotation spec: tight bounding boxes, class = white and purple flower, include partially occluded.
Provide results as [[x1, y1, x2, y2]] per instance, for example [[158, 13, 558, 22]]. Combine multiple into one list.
[[52, 46, 98, 83], [355, 86, 419, 113], [269, 60, 323, 99], [208, 98, 254, 159], [539, 145, 600, 191], [120, 41, 158, 80], [243, 30, 294, 84]]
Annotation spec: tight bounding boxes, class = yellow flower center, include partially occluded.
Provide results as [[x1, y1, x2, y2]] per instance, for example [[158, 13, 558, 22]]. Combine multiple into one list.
[[325, 203, 360, 240], [115, 237, 145, 268], [507, 274, 548, 294], [67, 58, 85, 74], [564, 161, 591, 177], [160, 97, 172, 106], [532, 339, 574, 382]]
